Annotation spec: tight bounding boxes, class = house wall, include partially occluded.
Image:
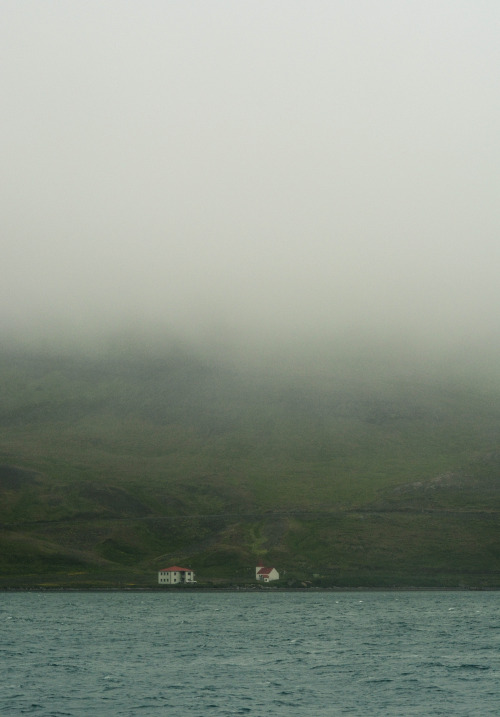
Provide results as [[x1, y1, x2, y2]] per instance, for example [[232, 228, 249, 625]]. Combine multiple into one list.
[[158, 570, 194, 585], [261, 568, 279, 581]]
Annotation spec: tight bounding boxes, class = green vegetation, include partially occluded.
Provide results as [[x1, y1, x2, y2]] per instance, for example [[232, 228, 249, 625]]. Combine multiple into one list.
[[0, 343, 499, 588]]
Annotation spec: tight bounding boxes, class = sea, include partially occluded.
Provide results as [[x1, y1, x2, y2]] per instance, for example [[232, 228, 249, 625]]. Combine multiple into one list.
[[1, 590, 499, 716]]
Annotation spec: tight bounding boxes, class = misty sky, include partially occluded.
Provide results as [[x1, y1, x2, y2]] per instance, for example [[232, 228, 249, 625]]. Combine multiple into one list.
[[2, 1, 499, 349]]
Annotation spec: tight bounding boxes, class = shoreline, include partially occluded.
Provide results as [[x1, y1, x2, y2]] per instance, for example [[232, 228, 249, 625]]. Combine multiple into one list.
[[1, 586, 498, 592]]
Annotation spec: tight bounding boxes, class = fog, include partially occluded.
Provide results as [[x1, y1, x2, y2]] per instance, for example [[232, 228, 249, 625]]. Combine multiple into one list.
[[2, 1, 499, 358]]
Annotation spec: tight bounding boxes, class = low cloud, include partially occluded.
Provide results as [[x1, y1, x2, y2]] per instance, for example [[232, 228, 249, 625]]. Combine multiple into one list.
[[2, 2, 499, 358]]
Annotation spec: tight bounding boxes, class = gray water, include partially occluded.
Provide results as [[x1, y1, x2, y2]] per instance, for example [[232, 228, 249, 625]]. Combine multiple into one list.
[[1, 591, 499, 716]]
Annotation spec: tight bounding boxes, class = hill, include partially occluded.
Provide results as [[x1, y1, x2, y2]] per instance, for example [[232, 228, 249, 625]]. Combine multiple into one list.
[[1, 341, 499, 588]]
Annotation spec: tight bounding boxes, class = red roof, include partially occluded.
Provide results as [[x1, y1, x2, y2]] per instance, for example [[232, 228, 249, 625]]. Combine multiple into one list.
[[159, 566, 192, 572], [257, 566, 275, 575]]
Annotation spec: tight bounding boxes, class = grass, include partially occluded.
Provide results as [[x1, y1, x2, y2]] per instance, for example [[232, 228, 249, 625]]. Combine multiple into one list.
[[0, 343, 499, 587]]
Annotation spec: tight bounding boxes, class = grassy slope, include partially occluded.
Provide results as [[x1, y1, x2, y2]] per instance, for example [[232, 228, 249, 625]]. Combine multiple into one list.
[[0, 344, 499, 587]]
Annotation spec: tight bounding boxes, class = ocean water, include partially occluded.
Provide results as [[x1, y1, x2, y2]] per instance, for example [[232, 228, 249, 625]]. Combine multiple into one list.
[[1, 591, 499, 716]]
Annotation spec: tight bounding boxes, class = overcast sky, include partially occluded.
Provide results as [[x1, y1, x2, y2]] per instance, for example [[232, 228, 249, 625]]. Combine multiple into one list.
[[2, 1, 499, 351]]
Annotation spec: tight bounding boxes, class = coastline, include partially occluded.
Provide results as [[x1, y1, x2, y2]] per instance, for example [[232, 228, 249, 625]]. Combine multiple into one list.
[[1, 585, 498, 592]]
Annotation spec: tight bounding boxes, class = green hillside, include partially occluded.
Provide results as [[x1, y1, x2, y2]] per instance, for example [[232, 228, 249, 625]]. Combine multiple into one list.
[[1, 343, 499, 588]]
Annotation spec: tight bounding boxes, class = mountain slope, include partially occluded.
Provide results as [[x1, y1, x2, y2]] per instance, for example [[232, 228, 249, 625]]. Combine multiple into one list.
[[1, 344, 499, 587]]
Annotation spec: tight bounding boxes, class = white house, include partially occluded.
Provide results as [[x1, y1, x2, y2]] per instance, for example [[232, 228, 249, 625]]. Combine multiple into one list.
[[158, 565, 195, 585], [256, 563, 279, 582]]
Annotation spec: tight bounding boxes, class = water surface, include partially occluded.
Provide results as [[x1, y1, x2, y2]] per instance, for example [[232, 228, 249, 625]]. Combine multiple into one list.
[[1, 591, 499, 715]]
